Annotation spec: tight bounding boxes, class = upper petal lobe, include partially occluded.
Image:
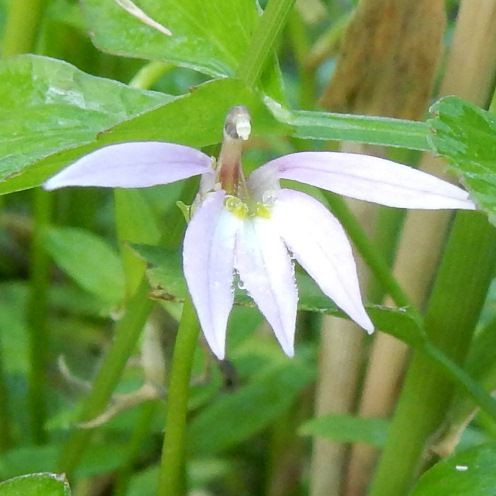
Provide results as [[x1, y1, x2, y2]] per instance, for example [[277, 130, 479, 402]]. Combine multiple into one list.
[[260, 152, 475, 210], [44, 142, 213, 190]]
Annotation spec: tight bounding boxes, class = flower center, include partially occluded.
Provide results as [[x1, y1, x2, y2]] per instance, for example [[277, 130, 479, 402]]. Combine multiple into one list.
[[224, 195, 273, 219]]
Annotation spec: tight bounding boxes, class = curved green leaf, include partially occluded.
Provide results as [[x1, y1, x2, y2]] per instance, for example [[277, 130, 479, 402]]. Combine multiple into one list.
[[0, 473, 70, 496], [187, 361, 314, 455], [80, 0, 259, 77], [43, 227, 125, 305], [299, 414, 389, 447], [411, 444, 496, 496]]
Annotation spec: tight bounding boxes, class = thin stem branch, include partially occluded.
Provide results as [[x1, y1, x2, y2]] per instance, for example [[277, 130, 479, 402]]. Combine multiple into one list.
[[129, 61, 171, 90], [324, 193, 415, 313], [58, 280, 154, 475], [27, 189, 52, 443], [158, 297, 200, 496]]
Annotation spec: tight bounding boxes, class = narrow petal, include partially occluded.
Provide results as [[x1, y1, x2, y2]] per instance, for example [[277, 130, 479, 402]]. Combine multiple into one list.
[[273, 189, 373, 332], [183, 190, 240, 360], [235, 217, 298, 356], [44, 142, 213, 190], [259, 152, 475, 210]]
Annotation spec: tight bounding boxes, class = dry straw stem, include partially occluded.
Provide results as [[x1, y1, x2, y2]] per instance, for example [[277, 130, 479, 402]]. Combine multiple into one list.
[[346, 1, 496, 495], [310, 1, 446, 495]]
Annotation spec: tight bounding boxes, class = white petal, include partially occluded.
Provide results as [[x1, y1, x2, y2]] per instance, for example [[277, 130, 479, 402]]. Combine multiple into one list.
[[235, 217, 298, 356], [273, 189, 373, 332], [44, 142, 213, 190], [183, 190, 241, 359], [260, 152, 475, 210]]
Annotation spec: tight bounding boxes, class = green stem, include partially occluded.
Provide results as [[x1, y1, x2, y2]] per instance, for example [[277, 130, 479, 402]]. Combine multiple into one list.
[[287, 11, 315, 109], [158, 297, 200, 496], [27, 188, 52, 443], [421, 342, 496, 419], [0, 347, 12, 451], [129, 61, 172, 90], [2, 0, 50, 446], [236, 0, 295, 87], [58, 280, 154, 475], [2, 0, 47, 56], [115, 402, 159, 495], [370, 211, 496, 496]]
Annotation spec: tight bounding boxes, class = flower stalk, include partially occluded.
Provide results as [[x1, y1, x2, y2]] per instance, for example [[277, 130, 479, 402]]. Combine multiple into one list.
[[158, 297, 200, 496]]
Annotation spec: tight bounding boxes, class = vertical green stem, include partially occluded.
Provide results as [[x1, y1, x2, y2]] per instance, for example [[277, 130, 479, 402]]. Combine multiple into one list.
[[3, 0, 50, 443], [27, 189, 52, 443], [236, 0, 295, 87], [158, 297, 200, 496], [370, 211, 496, 496]]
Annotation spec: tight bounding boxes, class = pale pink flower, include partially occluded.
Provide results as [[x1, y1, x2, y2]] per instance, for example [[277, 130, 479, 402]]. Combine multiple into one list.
[[44, 106, 475, 359]]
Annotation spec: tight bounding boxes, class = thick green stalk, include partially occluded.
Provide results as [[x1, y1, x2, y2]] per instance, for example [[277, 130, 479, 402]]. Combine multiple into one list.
[[2, 0, 47, 56], [158, 297, 200, 496], [236, 0, 295, 87], [58, 280, 154, 474], [370, 211, 496, 496]]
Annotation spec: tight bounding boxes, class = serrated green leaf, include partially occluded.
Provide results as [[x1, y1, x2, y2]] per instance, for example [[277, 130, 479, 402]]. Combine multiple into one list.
[[0, 473, 70, 496], [299, 414, 390, 447], [0, 55, 171, 192], [43, 227, 125, 305], [428, 96, 496, 225], [187, 361, 314, 455], [411, 444, 496, 496]]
